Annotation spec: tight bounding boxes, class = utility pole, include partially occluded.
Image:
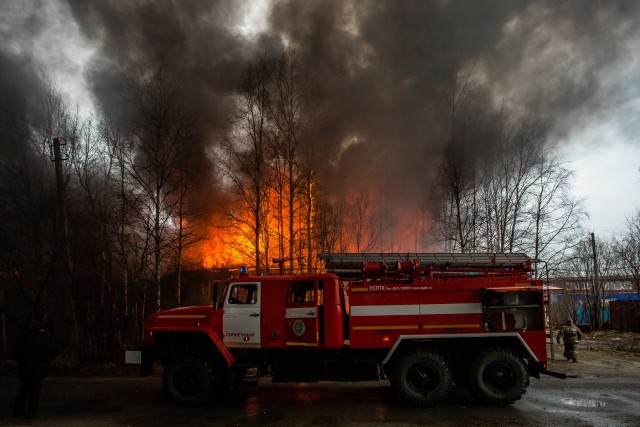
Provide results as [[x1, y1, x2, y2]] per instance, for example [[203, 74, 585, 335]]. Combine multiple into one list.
[[590, 232, 600, 330], [52, 138, 70, 265], [52, 137, 80, 360]]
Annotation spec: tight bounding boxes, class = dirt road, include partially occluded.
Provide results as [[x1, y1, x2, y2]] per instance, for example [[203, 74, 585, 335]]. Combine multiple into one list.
[[0, 336, 638, 426], [549, 331, 640, 379]]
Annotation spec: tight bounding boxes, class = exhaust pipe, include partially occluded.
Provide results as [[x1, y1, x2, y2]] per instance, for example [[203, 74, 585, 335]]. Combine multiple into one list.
[[539, 368, 567, 379]]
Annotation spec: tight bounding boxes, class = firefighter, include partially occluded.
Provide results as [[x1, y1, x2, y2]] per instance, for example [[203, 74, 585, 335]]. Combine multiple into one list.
[[556, 318, 583, 362], [12, 323, 59, 419]]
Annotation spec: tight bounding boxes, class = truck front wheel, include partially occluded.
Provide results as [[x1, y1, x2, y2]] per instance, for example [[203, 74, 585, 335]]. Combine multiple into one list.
[[391, 349, 452, 406], [163, 355, 218, 406], [466, 348, 529, 405]]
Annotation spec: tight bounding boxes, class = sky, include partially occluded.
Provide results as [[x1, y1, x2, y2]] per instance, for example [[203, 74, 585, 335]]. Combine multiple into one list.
[[1, 0, 639, 239], [560, 126, 640, 236]]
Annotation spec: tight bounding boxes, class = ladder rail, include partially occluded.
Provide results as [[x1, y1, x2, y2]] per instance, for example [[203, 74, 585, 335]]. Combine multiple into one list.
[[319, 252, 531, 270]]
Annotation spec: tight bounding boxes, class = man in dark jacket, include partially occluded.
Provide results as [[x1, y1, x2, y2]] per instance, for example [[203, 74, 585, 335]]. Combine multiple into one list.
[[12, 323, 59, 419]]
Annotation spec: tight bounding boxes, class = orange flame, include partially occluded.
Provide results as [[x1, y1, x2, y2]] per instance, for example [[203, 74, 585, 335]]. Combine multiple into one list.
[[186, 224, 253, 269], [189, 185, 431, 271], [189, 183, 316, 271]]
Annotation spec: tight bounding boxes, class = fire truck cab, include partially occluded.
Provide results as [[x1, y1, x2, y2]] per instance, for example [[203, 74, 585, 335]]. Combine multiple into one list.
[[142, 253, 562, 407]]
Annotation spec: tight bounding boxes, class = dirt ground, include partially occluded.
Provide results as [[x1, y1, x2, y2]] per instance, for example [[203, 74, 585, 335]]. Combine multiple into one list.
[[0, 332, 639, 426], [548, 330, 640, 379]]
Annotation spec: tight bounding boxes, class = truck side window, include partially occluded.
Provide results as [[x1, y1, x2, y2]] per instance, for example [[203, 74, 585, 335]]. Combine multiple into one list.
[[228, 284, 257, 305], [290, 281, 315, 303]]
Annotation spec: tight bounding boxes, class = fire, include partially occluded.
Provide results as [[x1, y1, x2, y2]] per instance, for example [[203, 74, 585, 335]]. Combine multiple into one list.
[[188, 224, 253, 270], [188, 182, 431, 272], [189, 182, 317, 272]]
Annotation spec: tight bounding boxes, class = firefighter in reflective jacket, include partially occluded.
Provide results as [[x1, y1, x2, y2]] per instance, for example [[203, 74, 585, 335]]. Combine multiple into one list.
[[556, 318, 583, 362]]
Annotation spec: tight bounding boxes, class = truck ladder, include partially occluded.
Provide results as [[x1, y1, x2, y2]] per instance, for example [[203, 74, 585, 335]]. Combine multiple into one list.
[[319, 252, 532, 278]]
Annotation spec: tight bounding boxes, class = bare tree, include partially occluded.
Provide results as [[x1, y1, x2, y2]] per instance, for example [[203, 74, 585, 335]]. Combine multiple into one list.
[[313, 195, 350, 254], [0, 112, 57, 347], [171, 175, 204, 307], [0, 80, 86, 360], [268, 154, 287, 265], [434, 70, 483, 252], [563, 235, 615, 330], [352, 193, 371, 253], [347, 192, 394, 253], [437, 144, 479, 252], [435, 101, 586, 268], [98, 112, 143, 348], [220, 53, 274, 272], [68, 116, 116, 361], [480, 115, 544, 252], [126, 66, 198, 312], [614, 209, 640, 295], [269, 49, 314, 272], [528, 150, 586, 276], [302, 171, 316, 270], [30, 79, 71, 156]]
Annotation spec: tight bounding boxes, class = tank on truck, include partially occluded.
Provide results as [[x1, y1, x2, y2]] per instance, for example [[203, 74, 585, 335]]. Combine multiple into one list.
[[319, 252, 567, 405]]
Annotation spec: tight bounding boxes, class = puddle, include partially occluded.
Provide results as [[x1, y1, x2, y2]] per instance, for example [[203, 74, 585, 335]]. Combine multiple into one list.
[[561, 398, 607, 407]]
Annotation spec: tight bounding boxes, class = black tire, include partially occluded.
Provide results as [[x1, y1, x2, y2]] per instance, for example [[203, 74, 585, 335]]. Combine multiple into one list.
[[163, 355, 226, 406], [391, 349, 453, 406], [466, 348, 529, 405]]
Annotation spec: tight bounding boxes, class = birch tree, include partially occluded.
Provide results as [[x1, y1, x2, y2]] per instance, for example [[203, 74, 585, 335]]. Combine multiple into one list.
[[220, 54, 274, 272], [126, 66, 199, 312]]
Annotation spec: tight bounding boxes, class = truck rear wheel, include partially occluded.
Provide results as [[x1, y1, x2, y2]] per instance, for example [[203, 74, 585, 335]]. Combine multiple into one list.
[[466, 348, 529, 405], [391, 349, 452, 406], [163, 355, 219, 406]]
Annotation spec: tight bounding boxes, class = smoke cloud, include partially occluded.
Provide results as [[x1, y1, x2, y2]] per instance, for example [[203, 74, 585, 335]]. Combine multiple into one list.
[[2, 0, 640, 248]]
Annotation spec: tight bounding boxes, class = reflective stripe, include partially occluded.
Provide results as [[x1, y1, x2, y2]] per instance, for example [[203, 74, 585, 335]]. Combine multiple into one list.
[[352, 325, 419, 331], [351, 305, 419, 316], [351, 303, 482, 317], [421, 303, 482, 314]]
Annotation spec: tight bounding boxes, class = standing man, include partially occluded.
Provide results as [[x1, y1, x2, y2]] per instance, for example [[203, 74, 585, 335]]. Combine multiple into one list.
[[556, 318, 583, 362], [12, 323, 59, 419]]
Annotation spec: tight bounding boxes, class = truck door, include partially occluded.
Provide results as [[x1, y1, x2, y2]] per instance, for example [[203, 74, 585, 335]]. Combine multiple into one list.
[[285, 280, 319, 347], [223, 282, 261, 348]]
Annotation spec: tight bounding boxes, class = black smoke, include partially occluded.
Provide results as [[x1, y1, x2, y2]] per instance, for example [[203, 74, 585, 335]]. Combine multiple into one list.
[[3, 0, 640, 247]]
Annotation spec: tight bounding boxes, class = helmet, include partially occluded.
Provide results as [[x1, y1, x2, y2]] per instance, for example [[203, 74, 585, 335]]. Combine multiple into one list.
[[566, 318, 573, 325]]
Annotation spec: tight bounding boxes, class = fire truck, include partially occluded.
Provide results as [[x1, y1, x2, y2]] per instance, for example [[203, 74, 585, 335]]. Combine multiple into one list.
[[141, 252, 563, 407]]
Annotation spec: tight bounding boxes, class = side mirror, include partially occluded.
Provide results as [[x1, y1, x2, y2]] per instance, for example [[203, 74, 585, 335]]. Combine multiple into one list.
[[212, 282, 219, 309]]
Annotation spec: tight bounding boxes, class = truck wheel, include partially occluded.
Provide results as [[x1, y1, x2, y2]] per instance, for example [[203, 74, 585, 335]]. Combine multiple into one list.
[[466, 348, 529, 405], [163, 356, 215, 406], [391, 349, 452, 406]]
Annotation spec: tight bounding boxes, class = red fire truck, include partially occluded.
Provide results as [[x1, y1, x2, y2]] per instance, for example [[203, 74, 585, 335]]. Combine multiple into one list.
[[141, 252, 563, 406]]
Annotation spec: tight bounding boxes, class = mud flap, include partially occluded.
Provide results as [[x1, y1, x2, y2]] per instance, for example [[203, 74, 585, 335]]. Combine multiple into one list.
[[140, 350, 154, 376]]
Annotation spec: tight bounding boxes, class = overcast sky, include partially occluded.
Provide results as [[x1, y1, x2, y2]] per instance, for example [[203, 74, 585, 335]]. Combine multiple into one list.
[[2, 0, 639, 239]]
